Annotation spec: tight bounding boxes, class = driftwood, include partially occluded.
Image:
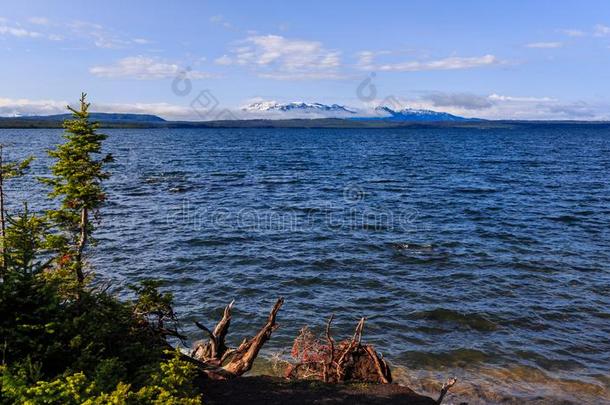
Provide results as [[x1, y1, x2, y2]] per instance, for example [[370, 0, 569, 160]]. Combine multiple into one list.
[[436, 377, 457, 405], [189, 297, 284, 379], [183, 300, 458, 403], [286, 316, 392, 384]]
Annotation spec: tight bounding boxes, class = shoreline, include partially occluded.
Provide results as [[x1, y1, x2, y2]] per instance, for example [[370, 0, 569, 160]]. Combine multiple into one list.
[[201, 375, 437, 405], [244, 355, 609, 404]]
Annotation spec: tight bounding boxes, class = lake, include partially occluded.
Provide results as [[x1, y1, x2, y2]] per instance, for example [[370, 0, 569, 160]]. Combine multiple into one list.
[[2, 126, 609, 403]]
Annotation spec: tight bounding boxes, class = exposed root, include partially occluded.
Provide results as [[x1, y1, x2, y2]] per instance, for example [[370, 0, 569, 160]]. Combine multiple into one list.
[[190, 297, 284, 379], [286, 316, 392, 384], [186, 300, 459, 403]]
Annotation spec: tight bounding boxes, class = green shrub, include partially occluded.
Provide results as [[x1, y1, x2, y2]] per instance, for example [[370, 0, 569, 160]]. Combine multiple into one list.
[[1, 351, 202, 404]]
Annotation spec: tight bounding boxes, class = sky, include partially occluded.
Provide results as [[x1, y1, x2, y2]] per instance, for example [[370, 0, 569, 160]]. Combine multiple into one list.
[[1, 0, 610, 120]]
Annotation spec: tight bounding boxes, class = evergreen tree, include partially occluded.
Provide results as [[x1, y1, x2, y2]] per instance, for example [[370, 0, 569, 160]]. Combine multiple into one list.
[[3, 202, 49, 276], [0, 145, 33, 276], [41, 93, 113, 284]]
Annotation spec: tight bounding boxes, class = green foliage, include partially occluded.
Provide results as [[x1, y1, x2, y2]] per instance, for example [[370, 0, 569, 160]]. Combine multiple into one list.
[[0, 275, 201, 404], [43, 93, 112, 215], [40, 93, 113, 282], [3, 203, 50, 276], [0, 351, 201, 404], [0, 94, 204, 404], [0, 147, 34, 275], [130, 280, 181, 340], [0, 153, 33, 181]]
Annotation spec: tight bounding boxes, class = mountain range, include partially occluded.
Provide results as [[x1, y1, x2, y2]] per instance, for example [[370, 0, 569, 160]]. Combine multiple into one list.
[[1, 102, 478, 124], [242, 102, 477, 121], [369, 106, 478, 122], [242, 101, 356, 115]]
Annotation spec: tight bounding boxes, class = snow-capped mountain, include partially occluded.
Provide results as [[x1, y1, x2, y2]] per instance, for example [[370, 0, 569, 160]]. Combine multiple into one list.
[[239, 100, 478, 121], [372, 106, 475, 122], [242, 101, 356, 117]]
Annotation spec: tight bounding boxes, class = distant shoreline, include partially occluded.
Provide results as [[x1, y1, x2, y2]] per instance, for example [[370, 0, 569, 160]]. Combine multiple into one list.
[[2, 117, 610, 129]]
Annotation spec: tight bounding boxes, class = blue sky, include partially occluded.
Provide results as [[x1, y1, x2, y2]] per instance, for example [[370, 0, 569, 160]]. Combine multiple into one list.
[[1, 0, 610, 119]]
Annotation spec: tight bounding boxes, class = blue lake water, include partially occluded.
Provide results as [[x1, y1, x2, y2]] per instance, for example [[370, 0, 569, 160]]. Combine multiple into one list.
[[2, 126, 609, 403]]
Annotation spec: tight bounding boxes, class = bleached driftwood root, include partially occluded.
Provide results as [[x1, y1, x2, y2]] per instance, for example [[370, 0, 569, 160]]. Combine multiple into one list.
[[188, 297, 284, 379]]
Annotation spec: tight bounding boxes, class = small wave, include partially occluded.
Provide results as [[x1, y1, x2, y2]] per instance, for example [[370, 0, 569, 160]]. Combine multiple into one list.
[[548, 214, 579, 223], [259, 178, 301, 185], [184, 236, 248, 246], [169, 185, 191, 193], [391, 242, 433, 251], [400, 348, 491, 368], [454, 187, 498, 194], [410, 308, 498, 332], [210, 172, 246, 178]]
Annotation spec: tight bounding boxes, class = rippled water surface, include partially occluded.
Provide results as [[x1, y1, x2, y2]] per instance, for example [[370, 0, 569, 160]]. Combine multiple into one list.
[[2, 127, 610, 404]]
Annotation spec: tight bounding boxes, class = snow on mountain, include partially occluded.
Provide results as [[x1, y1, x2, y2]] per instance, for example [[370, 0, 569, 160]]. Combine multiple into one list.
[[372, 106, 475, 122], [241, 101, 357, 118], [239, 100, 477, 121]]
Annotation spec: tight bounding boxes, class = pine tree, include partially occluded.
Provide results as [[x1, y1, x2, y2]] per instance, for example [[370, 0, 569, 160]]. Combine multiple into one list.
[[3, 202, 49, 276], [0, 145, 33, 275], [41, 93, 113, 284]]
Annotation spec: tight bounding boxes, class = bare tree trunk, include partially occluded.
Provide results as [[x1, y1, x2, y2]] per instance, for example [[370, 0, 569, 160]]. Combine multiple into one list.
[[75, 207, 88, 284]]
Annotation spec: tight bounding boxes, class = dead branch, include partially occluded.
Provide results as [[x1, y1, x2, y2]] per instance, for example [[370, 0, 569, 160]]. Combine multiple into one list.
[[192, 300, 234, 364], [323, 314, 334, 382], [336, 317, 367, 382], [190, 298, 284, 379], [222, 297, 284, 375], [436, 377, 457, 404]]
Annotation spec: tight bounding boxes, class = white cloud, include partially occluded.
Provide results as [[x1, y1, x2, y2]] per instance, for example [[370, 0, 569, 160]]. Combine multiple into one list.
[[226, 34, 343, 80], [356, 51, 376, 67], [561, 29, 585, 37], [0, 97, 203, 120], [209, 15, 233, 30], [487, 94, 554, 102], [0, 97, 67, 116], [0, 18, 151, 46], [92, 102, 195, 119], [214, 55, 233, 65], [422, 92, 494, 110], [257, 72, 346, 80], [28, 17, 50, 25], [525, 42, 563, 48], [90, 56, 211, 80], [594, 24, 610, 37], [377, 92, 607, 120], [68, 20, 150, 49], [0, 23, 42, 38], [360, 54, 499, 72]]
